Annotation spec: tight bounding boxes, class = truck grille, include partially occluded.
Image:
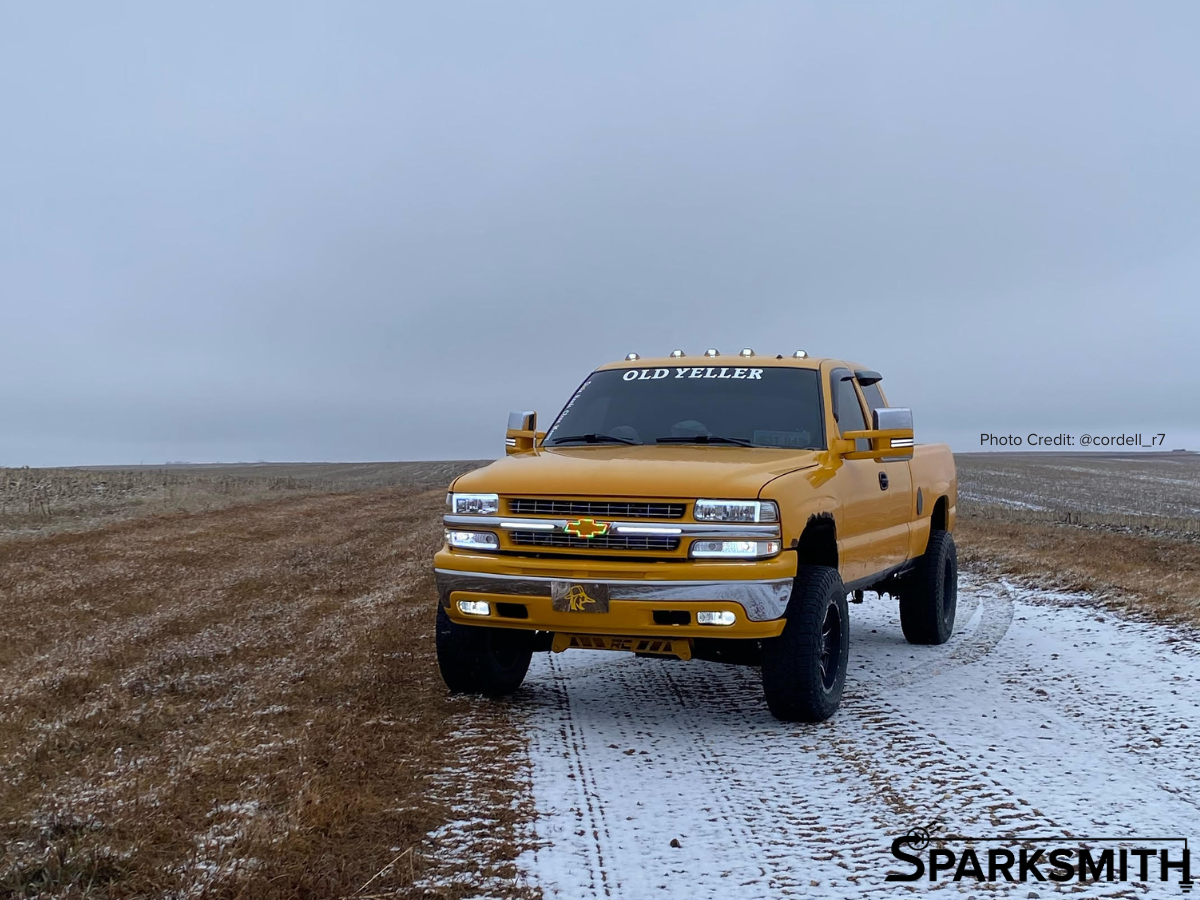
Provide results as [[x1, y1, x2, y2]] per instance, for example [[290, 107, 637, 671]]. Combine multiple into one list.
[[508, 531, 681, 552], [508, 499, 687, 519]]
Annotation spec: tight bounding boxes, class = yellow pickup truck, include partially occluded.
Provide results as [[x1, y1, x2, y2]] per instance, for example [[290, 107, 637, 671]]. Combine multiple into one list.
[[433, 349, 957, 721]]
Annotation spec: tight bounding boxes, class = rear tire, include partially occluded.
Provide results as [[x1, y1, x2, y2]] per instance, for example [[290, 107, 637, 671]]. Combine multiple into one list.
[[435, 605, 533, 697], [898, 530, 957, 645], [761, 566, 849, 722]]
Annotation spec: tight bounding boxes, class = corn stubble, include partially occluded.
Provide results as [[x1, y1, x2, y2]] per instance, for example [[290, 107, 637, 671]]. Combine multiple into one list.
[[0, 470, 533, 899], [956, 453, 1200, 625], [0, 462, 487, 539]]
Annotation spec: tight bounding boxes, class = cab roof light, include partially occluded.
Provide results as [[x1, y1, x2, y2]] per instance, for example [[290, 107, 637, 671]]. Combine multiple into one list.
[[739, 348, 754, 357], [669, 349, 685, 358], [704, 348, 720, 357], [625, 352, 640, 360], [793, 349, 808, 358]]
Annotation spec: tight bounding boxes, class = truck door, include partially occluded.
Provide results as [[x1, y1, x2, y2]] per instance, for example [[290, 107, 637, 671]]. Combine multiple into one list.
[[857, 373, 913, 572], [829, 368, 912, 583]]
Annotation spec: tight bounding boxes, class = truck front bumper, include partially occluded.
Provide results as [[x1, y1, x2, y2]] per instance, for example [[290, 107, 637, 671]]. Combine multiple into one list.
[[434, 550, 797, 640]]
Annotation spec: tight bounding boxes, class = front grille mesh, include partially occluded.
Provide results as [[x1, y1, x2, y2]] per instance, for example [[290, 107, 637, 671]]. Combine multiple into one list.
[[508, 499, 686, 519], [508, 531, 680, 552]]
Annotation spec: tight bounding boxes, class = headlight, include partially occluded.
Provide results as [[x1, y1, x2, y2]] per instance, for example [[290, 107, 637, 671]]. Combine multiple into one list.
[[693, 499, 779, 523], [450, 493, 499, 515], [445, 530, 499, 551], [690, 540, 781, 558]]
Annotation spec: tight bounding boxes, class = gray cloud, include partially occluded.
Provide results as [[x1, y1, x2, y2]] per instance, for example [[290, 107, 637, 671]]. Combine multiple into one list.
[[3, 2, 1198, 465]]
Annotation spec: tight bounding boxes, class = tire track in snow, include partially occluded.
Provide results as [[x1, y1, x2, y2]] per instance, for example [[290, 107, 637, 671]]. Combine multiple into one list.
[[650, 582, 1064, 888], [526, 582, 1026, 895], [648, 662, 837, 893], [949, 582, 1200, 833], [826, 579, 1064, 836], [656, 662, 890, 890], [821, 582, 1092, 849], [617, 663, 772, 884], [541, 652, 619, 898], [517, 579, 1193, 898]]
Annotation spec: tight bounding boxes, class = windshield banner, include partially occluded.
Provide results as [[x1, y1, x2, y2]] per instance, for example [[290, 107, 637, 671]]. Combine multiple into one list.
[[622, 367, 765, 381]]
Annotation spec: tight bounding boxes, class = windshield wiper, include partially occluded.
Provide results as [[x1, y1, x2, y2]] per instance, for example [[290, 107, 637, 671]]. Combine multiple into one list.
[[548, 433, 641, 446], [656, 435, 754, 447]]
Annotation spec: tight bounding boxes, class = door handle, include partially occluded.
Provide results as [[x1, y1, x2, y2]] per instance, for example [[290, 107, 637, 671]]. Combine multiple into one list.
[[878, 471, 889, 491]]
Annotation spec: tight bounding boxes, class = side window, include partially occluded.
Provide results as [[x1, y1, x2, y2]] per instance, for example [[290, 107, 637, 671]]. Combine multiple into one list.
[[859, 381, 886, 424], [831, 369, 870, 452]]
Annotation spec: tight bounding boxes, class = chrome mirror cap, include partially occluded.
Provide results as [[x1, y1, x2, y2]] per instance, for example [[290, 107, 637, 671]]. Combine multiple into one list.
[[507, 410, 537, 431], [872, 407, 912, 432]]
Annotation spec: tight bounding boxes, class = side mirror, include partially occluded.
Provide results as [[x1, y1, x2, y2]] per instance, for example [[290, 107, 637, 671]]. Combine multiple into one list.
[[506, 410, 541, 455], [838, 408, 914, 460]]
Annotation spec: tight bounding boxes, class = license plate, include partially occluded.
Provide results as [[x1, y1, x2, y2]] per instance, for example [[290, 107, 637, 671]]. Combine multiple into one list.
[[551, 581, 610, 613]]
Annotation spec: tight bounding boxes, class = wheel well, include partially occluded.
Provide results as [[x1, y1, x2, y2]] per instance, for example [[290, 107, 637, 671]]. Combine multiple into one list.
[[797, 513, 838, 570], [930, 495, 948, 533]]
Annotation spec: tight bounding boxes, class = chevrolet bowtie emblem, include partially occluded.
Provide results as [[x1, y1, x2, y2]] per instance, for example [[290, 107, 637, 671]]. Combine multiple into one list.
[[563, 517, 611, 539]]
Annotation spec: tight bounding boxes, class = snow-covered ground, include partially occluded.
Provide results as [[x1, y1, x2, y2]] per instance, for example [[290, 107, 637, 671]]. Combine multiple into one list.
[[512, 576, 1200, 898]]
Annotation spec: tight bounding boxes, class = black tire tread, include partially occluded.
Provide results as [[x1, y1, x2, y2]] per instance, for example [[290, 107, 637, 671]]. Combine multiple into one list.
[[898, 530, 957, 645], [435, 605, 533, 697], [761, 565, 849, 722]]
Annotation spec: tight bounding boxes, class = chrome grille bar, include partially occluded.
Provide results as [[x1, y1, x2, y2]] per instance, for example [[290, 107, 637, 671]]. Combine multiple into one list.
[[508, 498, 687, 519], [508, 531, 680, 552]]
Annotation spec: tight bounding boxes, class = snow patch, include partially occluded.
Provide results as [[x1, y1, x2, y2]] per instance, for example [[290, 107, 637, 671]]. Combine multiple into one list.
[[515, 575, 1200, 898]]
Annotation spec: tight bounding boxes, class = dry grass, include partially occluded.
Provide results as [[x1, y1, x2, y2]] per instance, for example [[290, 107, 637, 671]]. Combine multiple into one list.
[[0, 474, 535, 899], [0, 462, 487, 540], [957, 453, 1200, 626]]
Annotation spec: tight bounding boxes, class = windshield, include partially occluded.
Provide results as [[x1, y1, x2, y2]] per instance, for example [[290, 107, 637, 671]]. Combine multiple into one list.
[[544, 366, 825, 449]]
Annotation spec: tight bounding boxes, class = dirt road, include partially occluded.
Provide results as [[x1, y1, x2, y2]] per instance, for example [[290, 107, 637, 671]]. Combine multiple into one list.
[[512, 576, 1200, 898]]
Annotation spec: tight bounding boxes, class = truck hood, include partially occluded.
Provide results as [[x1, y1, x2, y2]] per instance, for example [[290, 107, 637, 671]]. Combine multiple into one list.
[[452, 446, 820, 499]]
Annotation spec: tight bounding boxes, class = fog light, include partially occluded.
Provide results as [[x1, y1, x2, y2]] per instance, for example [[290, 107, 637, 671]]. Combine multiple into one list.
[[697, 610, 736, 626], [446, 530, 499, 550], [457, 600, 491, 616]]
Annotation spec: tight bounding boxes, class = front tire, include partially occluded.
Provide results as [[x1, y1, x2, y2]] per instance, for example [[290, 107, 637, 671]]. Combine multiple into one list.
[[898, 530, 957, 645], [761, 566, 850, 722], [435, 605, 533, 697]]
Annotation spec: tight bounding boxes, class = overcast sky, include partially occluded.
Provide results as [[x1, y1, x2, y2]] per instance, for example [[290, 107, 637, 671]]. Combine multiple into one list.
[[3, 2, 1198, 466]]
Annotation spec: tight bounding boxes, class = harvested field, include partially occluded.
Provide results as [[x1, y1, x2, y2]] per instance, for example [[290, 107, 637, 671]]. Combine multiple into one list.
[[3, 452, 1197, 898], [956, 450, 1200, 526], [957, 451, 1200, 624], [0, 462, 487, 540], [0, 465, 537, 899]]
